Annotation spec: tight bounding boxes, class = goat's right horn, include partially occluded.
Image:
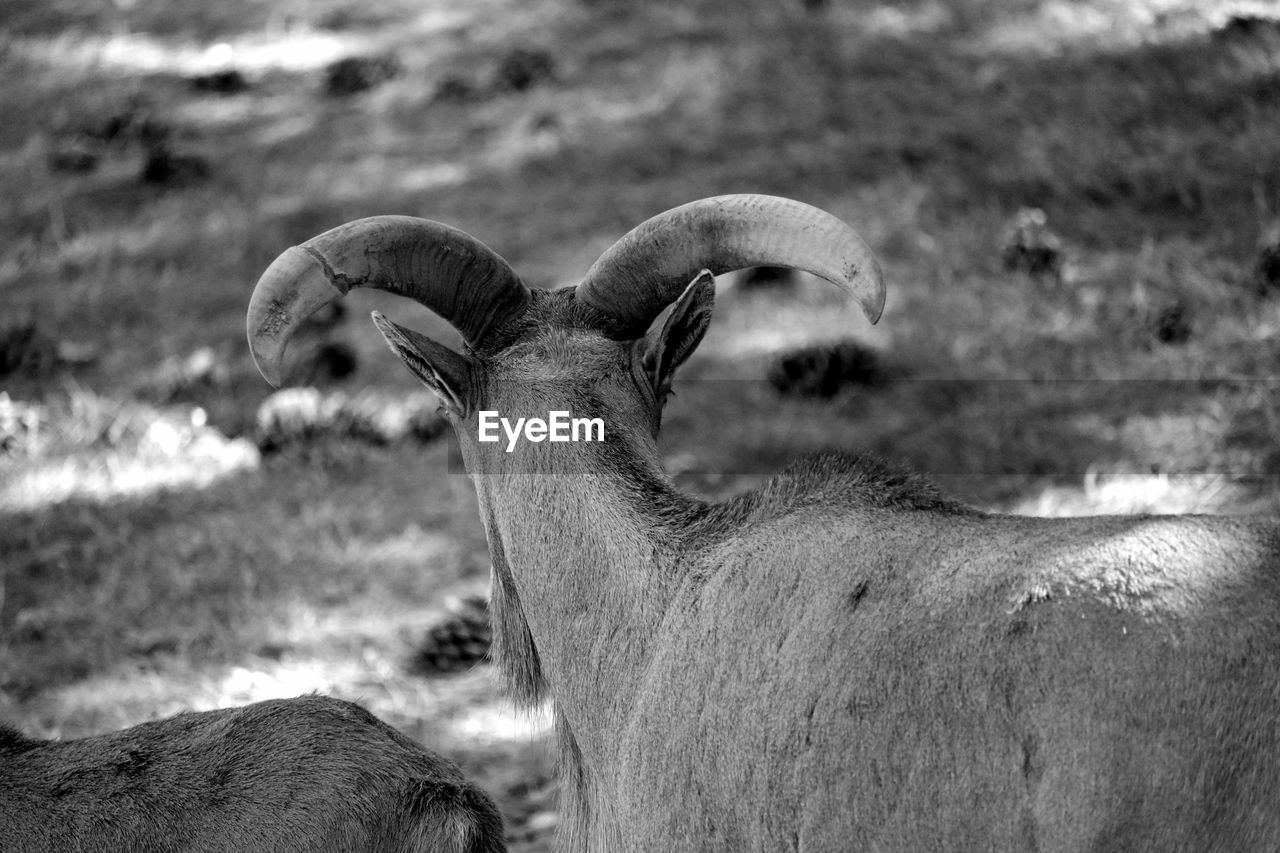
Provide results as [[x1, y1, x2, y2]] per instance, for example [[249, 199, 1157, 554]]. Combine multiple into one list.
[[575, 194, 885, 339], [247, 216, 530, 386]]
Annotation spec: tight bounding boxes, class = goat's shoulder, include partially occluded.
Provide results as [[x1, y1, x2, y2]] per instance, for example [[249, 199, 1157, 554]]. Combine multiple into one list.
[[704, 451, 974, 532], [775, 452, 971, 513]]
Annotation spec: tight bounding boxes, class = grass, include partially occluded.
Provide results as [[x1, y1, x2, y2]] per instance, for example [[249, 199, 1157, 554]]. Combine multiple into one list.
[[3, 0, 1280, 846]]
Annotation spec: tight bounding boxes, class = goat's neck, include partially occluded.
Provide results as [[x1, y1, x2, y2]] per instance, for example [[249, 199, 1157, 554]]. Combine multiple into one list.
[[473, 448, 702, 762]]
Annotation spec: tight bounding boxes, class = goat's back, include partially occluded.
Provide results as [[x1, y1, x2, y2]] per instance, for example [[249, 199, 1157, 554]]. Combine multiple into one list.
[[0, 695, 506, 853], [617, 507, 1280, 851]]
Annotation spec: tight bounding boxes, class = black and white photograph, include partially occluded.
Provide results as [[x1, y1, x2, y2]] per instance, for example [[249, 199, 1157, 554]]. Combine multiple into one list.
[[4, 0, 1280, 849]]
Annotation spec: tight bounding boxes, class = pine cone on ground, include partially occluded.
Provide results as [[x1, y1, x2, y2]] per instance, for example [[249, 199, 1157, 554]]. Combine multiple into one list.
[[412, 595, 492, 676], [324, 54, 403, 96], [1000, 207, 1063, 277], [1254, 221, 1280, 296], [768, 340, 885, 399]]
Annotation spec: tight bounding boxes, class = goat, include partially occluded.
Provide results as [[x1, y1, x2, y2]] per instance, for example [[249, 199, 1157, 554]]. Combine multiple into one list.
[[0, 694, 505, 852], [248, 194, 1280, 851]]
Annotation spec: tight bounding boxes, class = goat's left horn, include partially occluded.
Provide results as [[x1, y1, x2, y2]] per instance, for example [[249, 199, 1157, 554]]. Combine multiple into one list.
[[247, 216, 530, 386], [575, 194, 885, 338]]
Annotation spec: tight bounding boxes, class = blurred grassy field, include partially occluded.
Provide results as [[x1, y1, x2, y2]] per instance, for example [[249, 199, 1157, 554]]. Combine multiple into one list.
[[3, 0, 1280, 846]]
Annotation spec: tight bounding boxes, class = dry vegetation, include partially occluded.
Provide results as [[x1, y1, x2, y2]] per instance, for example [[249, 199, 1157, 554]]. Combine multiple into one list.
[[3, 0, 1280, 847]]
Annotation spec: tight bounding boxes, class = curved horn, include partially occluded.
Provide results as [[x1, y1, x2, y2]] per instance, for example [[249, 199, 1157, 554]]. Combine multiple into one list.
[[247, 215, 530, 386], [575, 194, 885, 338]]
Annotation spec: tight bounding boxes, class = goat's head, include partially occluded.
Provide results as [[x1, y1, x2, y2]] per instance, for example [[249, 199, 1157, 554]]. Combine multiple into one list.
[[247, 195, 885, 476]]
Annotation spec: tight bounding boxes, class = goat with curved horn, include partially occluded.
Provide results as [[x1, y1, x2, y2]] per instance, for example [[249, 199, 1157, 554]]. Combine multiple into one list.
[[248, 195, 1280, 852]]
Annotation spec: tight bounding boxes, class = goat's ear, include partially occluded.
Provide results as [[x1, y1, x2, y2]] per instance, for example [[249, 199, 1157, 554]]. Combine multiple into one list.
[[371, 311, 473, 417], [638, 270, 715, 396]]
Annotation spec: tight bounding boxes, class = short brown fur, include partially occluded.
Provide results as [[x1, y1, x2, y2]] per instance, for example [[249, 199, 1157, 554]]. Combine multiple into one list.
[[0, 695, 507, 853]]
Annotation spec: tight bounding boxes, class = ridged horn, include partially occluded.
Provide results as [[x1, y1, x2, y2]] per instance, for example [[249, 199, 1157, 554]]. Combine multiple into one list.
[[247, 215, 530, 386], [575, 194, 885, 338]]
